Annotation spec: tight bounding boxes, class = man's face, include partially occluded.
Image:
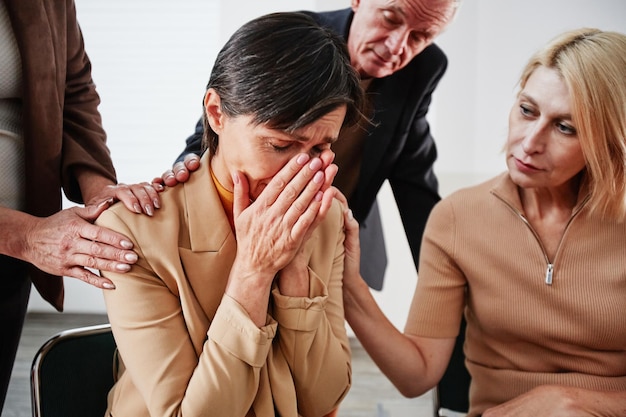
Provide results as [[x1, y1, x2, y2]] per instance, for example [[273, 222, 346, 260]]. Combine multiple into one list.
[[348, 0, 455, 79]]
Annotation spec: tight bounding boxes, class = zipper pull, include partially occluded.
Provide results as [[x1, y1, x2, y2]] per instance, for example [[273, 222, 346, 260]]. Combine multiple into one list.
[[545, 263, 554, 285]]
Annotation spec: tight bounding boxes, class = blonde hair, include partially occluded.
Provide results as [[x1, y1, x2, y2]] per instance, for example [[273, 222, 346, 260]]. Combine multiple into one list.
[[519, 28, 626, 221]]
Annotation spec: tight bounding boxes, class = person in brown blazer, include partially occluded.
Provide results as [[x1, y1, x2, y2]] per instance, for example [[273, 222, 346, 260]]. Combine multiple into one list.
[[96, 12, 365, 417], [0, 0, 159, 412]]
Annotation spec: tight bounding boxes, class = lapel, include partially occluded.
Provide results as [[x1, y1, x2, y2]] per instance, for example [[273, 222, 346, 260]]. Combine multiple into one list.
[[358, 74, 411, 192], [315, 9, 413, 198], [178, 153, 237, 320]]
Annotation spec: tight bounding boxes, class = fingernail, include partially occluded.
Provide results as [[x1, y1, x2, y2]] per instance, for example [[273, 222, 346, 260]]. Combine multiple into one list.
[[309, 158, 322, 170], [124, 253, 138, 262], [154, 183, 164, 191], [133, 203, 142, 213], [145, 205, 153, 216], [315, 191, 323, 201], [97, 198, 114, 208], [313, 171, 324, 184], [231, 172, 240, 185], [115, 263, 130, 272], [297, 154, 309, 165], [153, 198, 161, 209], [103, 282, 116, 289], [120, 240, 133, 249], [347, 209, 354, 220]]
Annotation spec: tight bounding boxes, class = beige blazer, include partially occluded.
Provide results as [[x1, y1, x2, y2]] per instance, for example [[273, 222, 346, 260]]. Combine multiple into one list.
[[97, 153, 351, 417]]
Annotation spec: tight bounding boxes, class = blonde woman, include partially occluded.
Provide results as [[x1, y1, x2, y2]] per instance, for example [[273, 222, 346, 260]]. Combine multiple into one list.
[[341, 28, 626, 416]]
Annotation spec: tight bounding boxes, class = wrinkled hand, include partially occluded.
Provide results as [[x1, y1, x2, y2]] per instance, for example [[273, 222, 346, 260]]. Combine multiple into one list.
[[335, 189, 361, 289], [22, 201, 138, 289], [275, 150, 338, 295], [154, 153, 201, 187], [483, 385, 594, 417], [231, 151, 337, 287], [87, 182, 163, 216]]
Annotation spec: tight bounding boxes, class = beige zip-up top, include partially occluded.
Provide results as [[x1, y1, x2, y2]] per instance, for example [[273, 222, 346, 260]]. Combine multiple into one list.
[[406, 172, 626, 416]]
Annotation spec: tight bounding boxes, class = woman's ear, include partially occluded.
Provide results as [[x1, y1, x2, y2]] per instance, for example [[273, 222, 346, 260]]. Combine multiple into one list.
[[204, 88, 224, 133]]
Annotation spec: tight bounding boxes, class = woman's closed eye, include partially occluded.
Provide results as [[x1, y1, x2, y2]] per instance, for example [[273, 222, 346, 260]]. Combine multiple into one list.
[[268, 139, 293, 152], [271, 143, 291, 152], [269, 140, 329, 156]]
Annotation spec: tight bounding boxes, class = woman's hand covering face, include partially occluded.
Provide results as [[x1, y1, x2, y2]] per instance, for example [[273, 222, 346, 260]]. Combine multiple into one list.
[[231, 150, 337, 276], [224, 149, 338, 324]]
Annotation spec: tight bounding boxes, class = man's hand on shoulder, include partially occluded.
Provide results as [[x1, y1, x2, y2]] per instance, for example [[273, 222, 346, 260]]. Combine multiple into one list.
[[153, 153, 201, 187]]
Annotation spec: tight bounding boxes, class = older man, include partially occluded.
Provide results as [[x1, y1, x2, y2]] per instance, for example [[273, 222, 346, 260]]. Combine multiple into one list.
[[164, 0, 460, 291]]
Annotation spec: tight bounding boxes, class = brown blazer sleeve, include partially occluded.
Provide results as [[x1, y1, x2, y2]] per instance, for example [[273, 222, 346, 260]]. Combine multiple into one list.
[[5, 0, 118, 310], [59, 0, 116, 202]]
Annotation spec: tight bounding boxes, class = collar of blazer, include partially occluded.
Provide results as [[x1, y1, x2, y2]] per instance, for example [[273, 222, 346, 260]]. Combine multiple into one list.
[[182, 152, 235, 253], [175, 153, 238, 317]]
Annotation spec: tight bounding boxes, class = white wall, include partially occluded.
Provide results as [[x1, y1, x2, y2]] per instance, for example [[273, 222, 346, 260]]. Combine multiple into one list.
[[434, 0, 626, 193], [28, 1, 626, 333]]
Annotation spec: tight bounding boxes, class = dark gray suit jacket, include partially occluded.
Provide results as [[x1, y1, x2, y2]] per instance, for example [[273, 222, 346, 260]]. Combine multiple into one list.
[[176, 8, 445, 290]]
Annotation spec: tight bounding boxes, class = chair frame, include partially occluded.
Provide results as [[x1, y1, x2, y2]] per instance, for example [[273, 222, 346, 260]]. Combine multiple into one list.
[[30, 323, 113, 417]]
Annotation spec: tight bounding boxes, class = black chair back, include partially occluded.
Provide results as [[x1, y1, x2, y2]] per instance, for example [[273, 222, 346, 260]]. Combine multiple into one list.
[[31, 324, 116, 417], [434, 317, 471, 416]]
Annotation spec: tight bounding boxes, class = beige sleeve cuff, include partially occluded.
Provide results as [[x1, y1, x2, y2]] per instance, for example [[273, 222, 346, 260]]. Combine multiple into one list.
[[271, 268, 328, 331], [208, 294, 277, 367]]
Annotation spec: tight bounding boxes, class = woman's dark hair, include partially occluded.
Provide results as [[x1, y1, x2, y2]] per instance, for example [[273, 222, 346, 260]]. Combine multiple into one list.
[[202, 12, 365, 154]]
